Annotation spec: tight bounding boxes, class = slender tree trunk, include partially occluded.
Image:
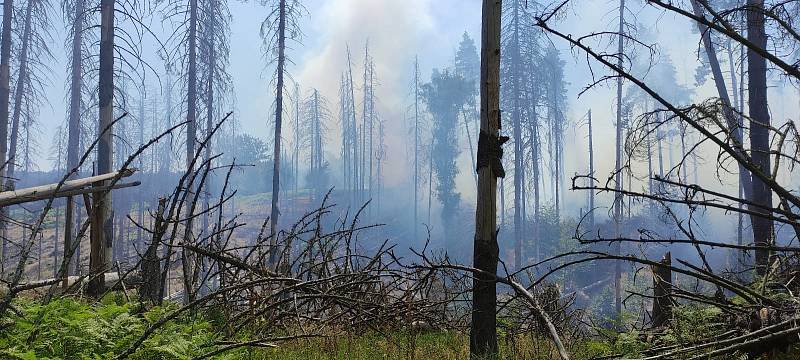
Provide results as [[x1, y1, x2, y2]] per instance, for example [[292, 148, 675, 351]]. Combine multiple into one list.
[[88, 0, 115, 297], [268, 0, 287, 265], [587, 109, 595, 228], [511, 0, 523, 271], [614, 0, 625, 322], [349, 50, 358, 206], [0, 0, 13, 274], [463, 109, 478, 187], [187, 0, 198, 171], [470, 0, 501, 355], [746, 0, 774, 275], [202, 0, 216, 243], [413, 57, 420, 244], [427, 137, 433, 228], [64, 0, 85, 282], [179, 0, 199, 303], [7, 0, 34, 190]]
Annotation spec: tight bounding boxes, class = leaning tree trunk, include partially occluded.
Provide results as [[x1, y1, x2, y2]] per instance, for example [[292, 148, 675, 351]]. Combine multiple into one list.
[[268, 0, 287, 265], [746, 0, 774, 275], [88, 0, 115, 298], [690, 0, 753, 204], [471, 0, 502, 356]]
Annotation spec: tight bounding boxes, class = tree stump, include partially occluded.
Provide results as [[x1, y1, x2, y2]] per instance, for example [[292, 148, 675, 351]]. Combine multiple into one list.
[[651, 252, 673, 328]]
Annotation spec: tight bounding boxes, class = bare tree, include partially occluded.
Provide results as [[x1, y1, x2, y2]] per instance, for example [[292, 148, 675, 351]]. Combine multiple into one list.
[[0, 0, 14, 273], [745, 0, 774, 274], [88, 0, 116, 297], [259, 0, 302, 265], [471, 0, 503, 356]]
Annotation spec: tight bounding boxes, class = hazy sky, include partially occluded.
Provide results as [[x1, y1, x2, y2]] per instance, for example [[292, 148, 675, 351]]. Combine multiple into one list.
[[32, 0, 800, 227]]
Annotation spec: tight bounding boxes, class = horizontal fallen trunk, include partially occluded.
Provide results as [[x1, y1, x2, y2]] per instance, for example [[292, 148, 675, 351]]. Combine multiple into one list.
[[0, 168, 137, 206], [0, 271, 141, 296]]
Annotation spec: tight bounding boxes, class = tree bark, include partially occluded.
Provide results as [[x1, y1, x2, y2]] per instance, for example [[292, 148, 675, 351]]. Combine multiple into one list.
[[65, 0, 86, 281], [89, 0, 115, 298], [511, 0, 523, 271], [0, 0, 13, 274], [614, 0, 626, 322], [268, 0, 287, 265], [470, 0, 502, 356], [746, 0, 774, 275], [651, 252, 672, 328]]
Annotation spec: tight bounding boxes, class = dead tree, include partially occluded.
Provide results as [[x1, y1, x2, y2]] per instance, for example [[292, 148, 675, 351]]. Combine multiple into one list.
[[613, 0, 626, 322], [63, 0, 87, 277], [261, 0, 302, 264], [650, 252, 672, 328], [471, 0, 503, 356], [0, 0, 13, 272], [88, 0, 116, 298], [745, 0, 774, 274]]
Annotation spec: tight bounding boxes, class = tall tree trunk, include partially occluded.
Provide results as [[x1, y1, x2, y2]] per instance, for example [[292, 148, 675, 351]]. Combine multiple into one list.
[[614, 0, 625, 322], [347, 49, 358, 206], [0, 0, 13, 274], [511, 0, 523, 271], [746, 0, 774, 275], [587, 109, 595, 228], [180, 0, 200, 303], [7, 0, 34, 189], [413, 57, 420, 245], [88, 0, 115, 297], [268, 0, 287, 265], [187, 0, 198, 171], [470, 0, 501, 356], [202, 0, 216, 242], [64, 0, 85, 281]]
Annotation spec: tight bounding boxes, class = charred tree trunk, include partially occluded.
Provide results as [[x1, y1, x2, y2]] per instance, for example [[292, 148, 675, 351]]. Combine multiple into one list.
[[140, 198, 166, 305], [471, 0, 502, 356], [89, 0, 115, 297], [746, 0, 774, 275], [651, 252, 672, 328], [268, 0, 287, 265]]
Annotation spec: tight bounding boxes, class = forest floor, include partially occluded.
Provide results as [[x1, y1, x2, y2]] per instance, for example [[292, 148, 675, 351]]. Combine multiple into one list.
[[0, 294, 614, 360]]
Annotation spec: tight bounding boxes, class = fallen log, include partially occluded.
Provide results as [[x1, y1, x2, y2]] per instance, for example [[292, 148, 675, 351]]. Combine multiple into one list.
[[0, 271, 142, 297], [0, 168, 137, 207]]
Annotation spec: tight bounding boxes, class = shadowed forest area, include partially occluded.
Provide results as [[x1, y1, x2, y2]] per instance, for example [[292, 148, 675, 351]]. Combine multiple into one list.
[[0, 0, 799, 359]]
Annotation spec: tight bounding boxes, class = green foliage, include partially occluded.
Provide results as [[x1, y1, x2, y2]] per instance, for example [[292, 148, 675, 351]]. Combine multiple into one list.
[[0, 297, 215, 359]]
